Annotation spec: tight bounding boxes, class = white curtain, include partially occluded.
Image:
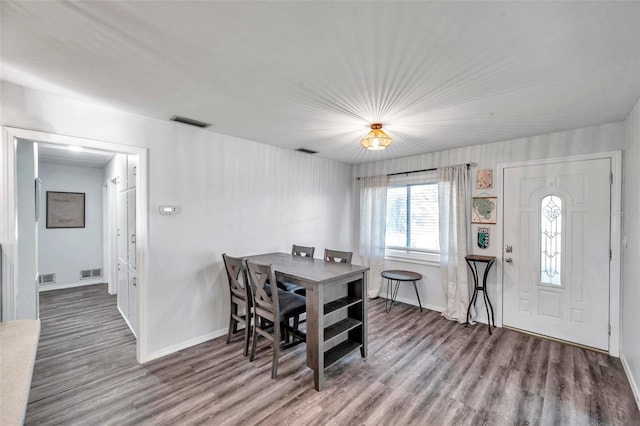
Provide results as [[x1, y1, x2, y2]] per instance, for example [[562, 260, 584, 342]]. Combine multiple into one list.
[[438, 164, 472, 322], [359, 175, 388, 298]]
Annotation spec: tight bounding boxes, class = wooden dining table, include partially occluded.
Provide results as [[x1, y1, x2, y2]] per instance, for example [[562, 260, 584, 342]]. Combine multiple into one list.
[[244, 252, 369, 391]]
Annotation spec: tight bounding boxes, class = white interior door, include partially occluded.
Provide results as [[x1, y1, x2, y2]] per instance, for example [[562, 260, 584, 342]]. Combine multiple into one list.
[[502, 158, 611, 350]]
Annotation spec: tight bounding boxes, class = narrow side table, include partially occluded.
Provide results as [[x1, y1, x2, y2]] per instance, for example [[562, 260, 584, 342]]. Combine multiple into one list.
[[465, 255, 496, 334], [381, 270, 423, 313]]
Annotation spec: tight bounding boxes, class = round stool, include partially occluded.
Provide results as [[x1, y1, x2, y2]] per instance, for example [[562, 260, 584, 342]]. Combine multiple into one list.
[[381, 270, 423, 312]]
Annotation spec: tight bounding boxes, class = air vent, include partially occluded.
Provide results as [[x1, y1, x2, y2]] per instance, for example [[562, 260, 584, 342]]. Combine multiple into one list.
[[170, 115, 211, 128], [80, 268, 102, 280], [295, 148, 318, 154], [38, 273, 56, 284]]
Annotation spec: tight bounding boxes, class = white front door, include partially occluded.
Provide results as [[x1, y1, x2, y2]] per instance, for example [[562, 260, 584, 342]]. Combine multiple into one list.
[[502, 158, 611, 350]]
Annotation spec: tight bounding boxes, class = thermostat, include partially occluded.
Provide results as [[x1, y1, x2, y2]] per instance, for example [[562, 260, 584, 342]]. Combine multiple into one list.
[[159, 205, 178, 215]]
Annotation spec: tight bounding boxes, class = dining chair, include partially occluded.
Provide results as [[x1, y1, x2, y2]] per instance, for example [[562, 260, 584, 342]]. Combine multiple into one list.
[[291, 244, 315, 257], [323, 249, 353, 264], [291, 248, 354, 298], [246, 260, 306, 379], [222, 253, 252, 357], [277, 244, 316, 293]]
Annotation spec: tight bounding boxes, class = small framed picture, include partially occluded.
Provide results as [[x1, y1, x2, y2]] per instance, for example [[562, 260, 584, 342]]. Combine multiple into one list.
[[472, 197, 497, 224], [46, 191, 85, 228], [476, 169, 493, 189], [477, 227, 490, 249]]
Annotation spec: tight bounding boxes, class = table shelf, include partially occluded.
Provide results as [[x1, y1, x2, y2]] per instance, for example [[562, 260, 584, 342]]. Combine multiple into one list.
[[324, 339, 362, 369], [324, 317, 362, 342], [324, 296, 361, 315]]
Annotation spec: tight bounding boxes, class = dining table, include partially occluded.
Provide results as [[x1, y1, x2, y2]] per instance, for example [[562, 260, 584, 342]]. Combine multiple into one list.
[[244, 252, 369, 391]]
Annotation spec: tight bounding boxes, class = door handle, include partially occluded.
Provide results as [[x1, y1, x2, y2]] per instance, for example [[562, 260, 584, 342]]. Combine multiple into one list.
[[505, 257, 513, 263]]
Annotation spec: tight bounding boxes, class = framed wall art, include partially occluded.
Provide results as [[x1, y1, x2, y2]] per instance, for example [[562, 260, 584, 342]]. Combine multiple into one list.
[[472, 196, 497, 224], [46, 191, 85, 228], [476, 169, 493, 189]]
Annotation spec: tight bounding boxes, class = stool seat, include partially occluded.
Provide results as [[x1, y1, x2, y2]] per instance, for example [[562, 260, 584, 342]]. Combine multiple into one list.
[[381, 269, 423, 312]]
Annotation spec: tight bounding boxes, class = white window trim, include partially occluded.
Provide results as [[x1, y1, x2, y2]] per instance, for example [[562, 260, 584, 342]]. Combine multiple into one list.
[[385, 170, 440, 266], [385, 248, 440, 266]]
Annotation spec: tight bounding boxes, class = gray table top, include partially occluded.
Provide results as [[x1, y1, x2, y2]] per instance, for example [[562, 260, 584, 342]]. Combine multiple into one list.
[[245, 252, 369, 285]]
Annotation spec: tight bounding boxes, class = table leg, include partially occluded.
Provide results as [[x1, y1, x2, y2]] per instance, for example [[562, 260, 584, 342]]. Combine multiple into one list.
[[306, 284, 323, 391], [386, 279, 401, 312], [385, 278, 391, 312], [482, 259, 496, 328], [482, 289, 493, 335], [361, 272, 368, 358], [412, 280, 423, 312], [466, 260, 479, 325]]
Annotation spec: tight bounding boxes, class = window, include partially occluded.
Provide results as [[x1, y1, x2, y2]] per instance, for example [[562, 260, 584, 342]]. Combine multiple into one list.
[[540, 194, 562, 286], [385, 181, 440, 263]]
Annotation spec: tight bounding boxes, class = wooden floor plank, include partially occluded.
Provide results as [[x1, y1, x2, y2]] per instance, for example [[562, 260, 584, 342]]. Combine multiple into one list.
[[26, 284, 640, 425]]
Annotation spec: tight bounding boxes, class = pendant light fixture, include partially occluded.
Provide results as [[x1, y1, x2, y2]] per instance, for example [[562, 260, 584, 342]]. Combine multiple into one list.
[[360, 123, 391, 150]]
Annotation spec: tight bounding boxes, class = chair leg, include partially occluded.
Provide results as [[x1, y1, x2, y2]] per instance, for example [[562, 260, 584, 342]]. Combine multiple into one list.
[[226, 306, 235, 344], [243, 314, 251, 357], [250, 313, 258, 362], [272, 322, 280, 379]]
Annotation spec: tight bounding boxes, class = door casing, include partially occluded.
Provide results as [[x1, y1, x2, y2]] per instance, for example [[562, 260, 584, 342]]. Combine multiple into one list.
[[496, 151, 622, 356], [0, 126, 150, 363]]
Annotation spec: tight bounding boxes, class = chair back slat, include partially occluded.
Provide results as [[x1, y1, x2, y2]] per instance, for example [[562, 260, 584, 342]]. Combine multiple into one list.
[[223, 254, 251, 303], [292, 244, 315, 257], [324, 249, 353, 264], [246, 260, 279, 320]]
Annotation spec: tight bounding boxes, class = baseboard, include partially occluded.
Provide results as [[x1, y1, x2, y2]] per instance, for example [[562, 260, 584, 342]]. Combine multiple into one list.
[[39, 279, 104, 292], [384, 294, 444, 313], [117, 306, 137, 339], [144, 328, 227, 363], [621, 354, 640, 412]]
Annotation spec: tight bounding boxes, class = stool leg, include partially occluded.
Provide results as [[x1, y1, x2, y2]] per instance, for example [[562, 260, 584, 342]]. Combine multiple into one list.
[[386, 279, 392, 313], [391, 280, 401, 308], [412, 280, 423, 312]]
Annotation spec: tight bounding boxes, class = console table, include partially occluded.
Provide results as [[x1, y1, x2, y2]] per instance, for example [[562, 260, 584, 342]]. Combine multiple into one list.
[[465, 255, 496, 334]]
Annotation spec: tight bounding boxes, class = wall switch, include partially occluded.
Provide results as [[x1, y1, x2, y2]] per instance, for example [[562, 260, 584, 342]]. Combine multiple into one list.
[[159, 205, 178, 215]]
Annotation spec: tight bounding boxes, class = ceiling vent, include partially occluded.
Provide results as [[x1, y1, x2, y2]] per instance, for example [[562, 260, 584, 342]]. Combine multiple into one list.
[[295, 148, 318, 154], [170, 115, 211, 128]]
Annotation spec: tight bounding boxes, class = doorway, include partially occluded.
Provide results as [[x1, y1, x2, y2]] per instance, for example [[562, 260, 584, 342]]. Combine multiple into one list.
[[0, 127, 149, 362], [499, 153, 621, 353]]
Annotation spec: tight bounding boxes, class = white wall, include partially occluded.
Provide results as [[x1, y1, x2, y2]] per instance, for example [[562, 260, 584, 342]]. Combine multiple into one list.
[[353, 121, 626, 322], [38, 162, 104, 288], [1, 82, 354, 357], [622, 97, 640, 406]]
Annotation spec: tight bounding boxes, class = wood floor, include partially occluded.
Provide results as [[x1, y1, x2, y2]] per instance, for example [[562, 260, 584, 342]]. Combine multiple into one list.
[[26, 284, 640, 425]]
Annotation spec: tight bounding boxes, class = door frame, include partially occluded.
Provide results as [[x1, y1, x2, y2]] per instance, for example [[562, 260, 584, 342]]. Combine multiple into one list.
[[496, 151, 622, 356], [103, 177, 118, 295], [0, 126, 150, 363]]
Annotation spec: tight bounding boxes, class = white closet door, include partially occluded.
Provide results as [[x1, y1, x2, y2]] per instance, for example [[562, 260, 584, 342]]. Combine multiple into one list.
[[127, 189, 136, 268]]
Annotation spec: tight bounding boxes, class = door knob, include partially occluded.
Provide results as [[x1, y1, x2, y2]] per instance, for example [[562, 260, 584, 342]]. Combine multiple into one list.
[[505, 257, 513, 263]]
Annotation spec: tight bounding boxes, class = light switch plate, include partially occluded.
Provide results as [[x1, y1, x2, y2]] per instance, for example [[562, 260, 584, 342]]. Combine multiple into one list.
[[159, 205, 177, 215]]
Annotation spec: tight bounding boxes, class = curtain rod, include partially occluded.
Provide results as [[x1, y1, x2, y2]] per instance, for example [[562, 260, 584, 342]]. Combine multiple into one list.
[[356, 162, 475, 180]]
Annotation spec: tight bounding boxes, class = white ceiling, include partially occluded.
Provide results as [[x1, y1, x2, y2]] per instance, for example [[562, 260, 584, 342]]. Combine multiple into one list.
[[37, 143, 114, 168], [2, 1, 640, 164]]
